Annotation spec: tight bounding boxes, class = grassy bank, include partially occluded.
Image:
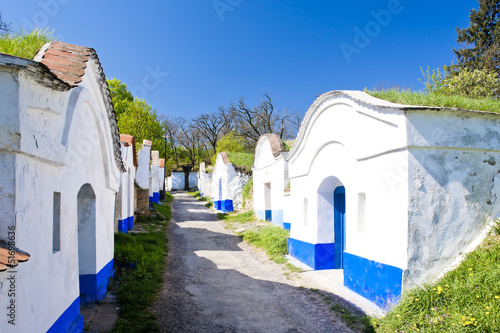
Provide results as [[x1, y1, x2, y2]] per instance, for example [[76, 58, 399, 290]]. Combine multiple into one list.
[[112, 193, 173, 333], [366, 89, 500, 113], [375, 220, 500, 332], [0, 28, 54, 59]]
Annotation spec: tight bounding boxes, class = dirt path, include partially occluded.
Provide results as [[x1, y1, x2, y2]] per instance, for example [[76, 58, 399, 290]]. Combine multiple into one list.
[[153, 192, 357, 333]]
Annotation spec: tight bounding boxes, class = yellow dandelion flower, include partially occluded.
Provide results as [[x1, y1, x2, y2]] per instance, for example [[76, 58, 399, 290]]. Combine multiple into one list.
[[415, 298, 419, 301], [396, 314, 400, 317], [470, 273, 474, 276], [445, 285, 449, 287], [495, 296, 499, 299], [477, 295, 480, 298], [469, 268, 473, 271], [486, 312, 490, 315], [486, 306, 490, 309]]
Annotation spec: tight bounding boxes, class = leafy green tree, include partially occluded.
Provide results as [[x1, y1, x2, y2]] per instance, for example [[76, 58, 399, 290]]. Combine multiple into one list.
[[117, 98, 164, 154], [216, 132, 245, 153], [454, 0, 500, 73], [107, 78, 133, 118]]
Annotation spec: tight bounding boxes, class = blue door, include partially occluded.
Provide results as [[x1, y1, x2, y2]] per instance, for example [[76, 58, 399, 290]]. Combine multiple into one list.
[[334, 186, 346, 269]]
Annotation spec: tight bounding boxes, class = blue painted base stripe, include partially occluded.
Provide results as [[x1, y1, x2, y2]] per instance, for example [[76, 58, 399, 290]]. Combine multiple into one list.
[[343, 252, 403, 309], [118, 219, 127, 234], [214, 200, 233, 213], [255, 210, 285, 227], [288, 238, 335, 270], [153, 192, 160, 204], [47, 297, 83, 333], [283, 222, 291, 231], [79, 259, 115, 304], [128, 216, 134, 230]]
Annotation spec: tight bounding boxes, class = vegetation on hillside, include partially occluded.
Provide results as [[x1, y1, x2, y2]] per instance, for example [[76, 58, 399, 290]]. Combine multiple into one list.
[[367, 89, 500, 113], [0, 28, 54, 59], [374, 220, 500, 332]]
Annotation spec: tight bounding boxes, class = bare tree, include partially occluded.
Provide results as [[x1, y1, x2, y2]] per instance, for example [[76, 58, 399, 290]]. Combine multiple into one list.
[[229, 93, 297, 148], [0, 13, 10, 34], [161, 115, 181, 166], [193, 107, 232, 154]]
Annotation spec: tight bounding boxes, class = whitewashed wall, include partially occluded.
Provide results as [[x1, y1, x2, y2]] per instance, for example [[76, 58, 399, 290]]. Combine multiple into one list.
[[252, 135, 289, 228], [404, 110, 500, 288], [198, 163, 212, 198], [287, 91, 410, 309], [212, 153, 250, 212], [170, 172, 198, 190], [150, 151, 160, 204], [0, 58, 121, 332], [117, 140, 136, 233], [136, 141, 151, 190], [287, 90, 500, 309]]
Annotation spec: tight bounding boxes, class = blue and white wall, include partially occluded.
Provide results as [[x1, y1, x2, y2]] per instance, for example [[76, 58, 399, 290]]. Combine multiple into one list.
[[117, 138, 136, 233], [0, 55, 122, 332], [286, 91, 409, 309], [212, 152, 250, 212], [286, 90, 500, 310], [252, 134, 289, 228], [150, 151, 160, 205]]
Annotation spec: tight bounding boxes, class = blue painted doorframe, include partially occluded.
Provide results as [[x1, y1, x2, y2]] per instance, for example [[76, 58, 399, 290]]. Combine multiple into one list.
[[334, 186, 346, 269]]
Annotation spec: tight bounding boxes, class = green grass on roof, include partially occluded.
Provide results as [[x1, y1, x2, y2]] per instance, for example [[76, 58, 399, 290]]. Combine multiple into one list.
[[227, 152, 254, 173], [366, 89, 500, 113], [0, 28, 55, 60]]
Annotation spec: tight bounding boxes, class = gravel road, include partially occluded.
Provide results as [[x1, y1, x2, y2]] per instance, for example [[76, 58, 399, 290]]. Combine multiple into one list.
[[153, 192, 358, 333]]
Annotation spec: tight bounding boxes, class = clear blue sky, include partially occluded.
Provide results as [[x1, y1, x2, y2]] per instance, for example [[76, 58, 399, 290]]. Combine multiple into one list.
[[3, 0, 478, 119]]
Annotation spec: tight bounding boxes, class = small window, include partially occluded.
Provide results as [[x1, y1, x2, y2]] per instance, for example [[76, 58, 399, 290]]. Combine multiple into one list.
[[358, 193, 366, 234], [53, 192, 61, 252]]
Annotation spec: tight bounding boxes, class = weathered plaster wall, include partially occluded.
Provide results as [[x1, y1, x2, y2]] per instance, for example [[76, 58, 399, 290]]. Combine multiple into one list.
[[0, 70, 19, 240], [0, 60, 120, 332], [405, 110, 500, 288]]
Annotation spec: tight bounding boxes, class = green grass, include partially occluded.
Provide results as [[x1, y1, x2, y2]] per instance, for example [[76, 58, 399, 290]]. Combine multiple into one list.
[[217, 210, 256, 226], [366, 89, 500, 113], [242, 225, 290, 264], [227, 152, 254, 173], [0, 28, 55, 59], [112, 197, 172, 333], [187, 191, 201, 198], [242, 178, 253, 209], [375, 220, 500, 332]]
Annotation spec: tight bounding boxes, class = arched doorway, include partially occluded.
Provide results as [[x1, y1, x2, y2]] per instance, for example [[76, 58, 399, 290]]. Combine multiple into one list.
[[317, 177, 345, 270], [77, 183, 97, 304], [334, 186, 346, 269]]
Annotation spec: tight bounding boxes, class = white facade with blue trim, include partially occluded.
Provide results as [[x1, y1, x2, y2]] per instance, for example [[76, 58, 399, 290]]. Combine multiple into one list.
[[212, 152, 250, 212], [252, 134, 290, 230], [287, 90, 500, 309], [150, 150, 160, 205], [117, 135, 136, 233], [0, 43, 124, 333]]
